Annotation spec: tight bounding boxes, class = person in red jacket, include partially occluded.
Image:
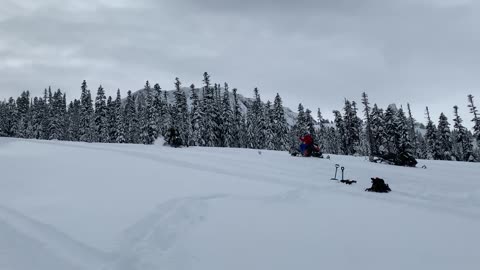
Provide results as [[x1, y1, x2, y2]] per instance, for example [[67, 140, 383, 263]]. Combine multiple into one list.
[[299, 133, 314, 157]]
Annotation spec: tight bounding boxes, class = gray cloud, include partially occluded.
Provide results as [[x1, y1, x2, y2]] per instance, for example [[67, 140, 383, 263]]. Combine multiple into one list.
[[0, 0, 479, 126]]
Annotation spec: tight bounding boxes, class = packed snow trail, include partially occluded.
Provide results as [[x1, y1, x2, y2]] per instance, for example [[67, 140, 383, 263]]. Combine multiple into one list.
[[0, 138, 479, 270]]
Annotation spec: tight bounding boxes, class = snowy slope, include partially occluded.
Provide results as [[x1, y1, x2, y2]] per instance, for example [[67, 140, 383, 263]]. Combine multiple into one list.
[[0, 138, 479, 270]]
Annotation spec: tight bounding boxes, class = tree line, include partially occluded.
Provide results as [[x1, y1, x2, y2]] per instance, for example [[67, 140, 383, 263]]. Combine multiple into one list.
[[296, 93, 480, 162], [0, 72, 479, 162], [0, 72, 290, 150]]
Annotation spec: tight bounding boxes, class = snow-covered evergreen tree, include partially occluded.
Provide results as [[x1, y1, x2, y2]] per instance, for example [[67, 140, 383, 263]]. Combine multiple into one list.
[[67, 99, 81, 141], [48, 89, 66, 140], [174, 78, 189, 146], [452, 105, 474, 161], [333, 110, 346, 155], [272, 93, 289, 151], [252, 88, 267, 149], [30, 97, 45, 139], [383, 106, 398, 155], [343, 99, 361, 155], [232, 88, 243, 148], [41, 88, 51, 140], [395, 108, 414, 156], [406, 103, 418, 157], [437, 112, 453, 160], [212, 83, 223, 146], [152, 83, 164, 136], [106, 96, 116, 142], [114, 89, 126, 143], [264, 101, 276, 150], [294, 103, 308, 139], [124, 90, 138, 144], [79, 81, 94, 142], [201, 72, 219, 147], [361, 92, 374, 157], [221, 84, 234, 147], [161, 90, 172, 136], [321, 126, 337, 154], [316, 109, 326, 151], [15, 91, 30, 138], [189, 84, 202, 146], [94, 85, 108, 142], [305, 108, 315, 140], [139, 81, 158, 145], [424, 107, 441, 160], [467, 94, 480, 141]]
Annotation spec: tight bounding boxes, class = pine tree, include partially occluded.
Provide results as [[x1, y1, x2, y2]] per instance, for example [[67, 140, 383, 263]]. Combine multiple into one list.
[[8, 98, 18, 137], [468, 94, 480, 141], [139, 81, 158, 145], [201, 72, 219, 147], [294, 103, 308, 139], [416, 131, 428, 159], [453, 105, 474, 161], [17, 91, 31, 136], [395, 108, 414, 156], [25, 107, 34, 139], [213, 83, 223, 146], [324, 126, 339, 154], [67, 99, 81, 141], [30, 97, 45, 139], [124, 90, 138, 143], [41, 88, 51, 140], [272, 93, 289, 150], [238, 114, 248, 148], [114, 89, 126, 143], [221, 84, 234, 147], [94, 85, 108, 142], [246, 105, 255, 149], [361, 92, 374, 157], [153, 84, 164, 136], [15, 91, 31, 138], [305, 109, 315, 140], [437, 113, 452, 160], [49, 89, 66, 140], [161, 90, 171, 136], [79, 80, 94, 142], [371, 104, 387, 155], [173, 78, 189, 146], [343, 99, 360, 155], [316, 109, 326, 151], [264, 101, 276, 150], [424, 107, 441, 159], [251, 88, 267, 149], [333, 110, 347, 154], [106, 96, 116, 142], [406, 103, 418, 157], [190, 84, 202, 146], [232, 88, 243, 148], [384, 106, 398, 155]]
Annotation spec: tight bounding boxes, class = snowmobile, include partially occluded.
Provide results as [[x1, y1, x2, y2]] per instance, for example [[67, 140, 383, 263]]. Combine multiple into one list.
[[162, 134, 183, 148], [289, 144, 323, 158], [164, 127, 183, 148], [168, 136, 183, 148]]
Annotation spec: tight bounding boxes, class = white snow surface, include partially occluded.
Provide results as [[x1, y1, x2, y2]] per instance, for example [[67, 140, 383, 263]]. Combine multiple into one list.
[[0, 137, 479, 270]]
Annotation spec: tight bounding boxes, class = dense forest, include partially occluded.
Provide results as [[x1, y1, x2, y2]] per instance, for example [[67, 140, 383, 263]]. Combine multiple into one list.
[[0, 72, 479, 162]]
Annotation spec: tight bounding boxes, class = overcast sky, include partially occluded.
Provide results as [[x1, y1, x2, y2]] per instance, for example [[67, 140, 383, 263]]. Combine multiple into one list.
[[1, 0, 478, 125]]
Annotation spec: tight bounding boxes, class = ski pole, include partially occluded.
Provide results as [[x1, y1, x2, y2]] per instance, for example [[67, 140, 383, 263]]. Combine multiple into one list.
[[341, 166, 345, 181]]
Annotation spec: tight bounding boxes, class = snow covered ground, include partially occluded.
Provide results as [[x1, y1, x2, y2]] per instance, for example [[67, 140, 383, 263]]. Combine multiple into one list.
[[0, 137, 479, 270]]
